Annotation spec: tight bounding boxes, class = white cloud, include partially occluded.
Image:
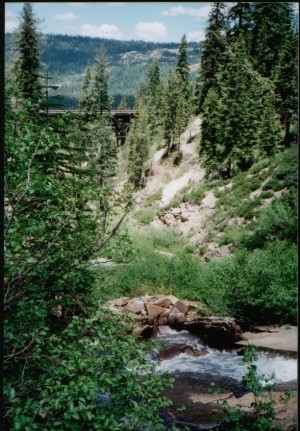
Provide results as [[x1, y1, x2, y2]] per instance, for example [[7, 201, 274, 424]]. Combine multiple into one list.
[[80, 23, 123, 39], [135, 22, 167, 41], [5, 21, 18, 32], [54, 12, 77, 21], [162, 5, 211, 18], [5, 11, 14, 17], [187, 30, 205, 42]]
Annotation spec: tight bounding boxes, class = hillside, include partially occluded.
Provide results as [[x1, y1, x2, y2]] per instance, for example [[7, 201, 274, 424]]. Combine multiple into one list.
[[5, 33, 202, 108], [93, 115, 297, 326]]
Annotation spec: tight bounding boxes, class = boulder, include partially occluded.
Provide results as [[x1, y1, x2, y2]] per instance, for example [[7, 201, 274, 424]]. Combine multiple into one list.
[[128, 312, 145, 322], [159, 344, 208, 360], [125, 299, 145, 314], [114, 297, 129, 307], [178, 316, 242, 349], [182, 300, 199, 311], [174, 300, 189, 315], [165, 295, 180, 306], [169, 309, 186, 324], [146, 303, 165, 318], [132, 325, 158, 340], [151, 296, 172, 308]]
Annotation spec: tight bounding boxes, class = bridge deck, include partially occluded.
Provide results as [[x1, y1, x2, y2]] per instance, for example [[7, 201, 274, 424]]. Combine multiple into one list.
[[46, 109, 136, 116]]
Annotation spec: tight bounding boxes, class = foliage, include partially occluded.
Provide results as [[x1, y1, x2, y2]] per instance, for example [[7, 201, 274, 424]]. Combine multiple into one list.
[[134, 207, 158, 225], [4, 309, 173, 431], [218, 345, 292, 431], [11, 2, 43, 106], [94, 238, 297, 325], [194, 2, 227, 114]]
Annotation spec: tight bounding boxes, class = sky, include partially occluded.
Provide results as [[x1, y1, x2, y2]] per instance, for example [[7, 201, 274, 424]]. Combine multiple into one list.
[[5, 2, 214, 43]]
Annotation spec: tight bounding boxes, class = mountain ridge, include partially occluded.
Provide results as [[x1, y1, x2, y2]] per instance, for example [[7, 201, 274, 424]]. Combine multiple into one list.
[[5, 33, 202, 108]]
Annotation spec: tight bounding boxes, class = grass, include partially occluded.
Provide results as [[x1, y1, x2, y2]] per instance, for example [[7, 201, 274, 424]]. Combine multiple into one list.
[[93, 240, 297, 325], [134, 207, 158, 224]]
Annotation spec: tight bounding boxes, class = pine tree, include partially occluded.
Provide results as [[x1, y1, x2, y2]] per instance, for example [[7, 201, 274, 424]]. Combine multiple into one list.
[[92, 43, 112, 114], [194, 2, 228, 114], [227, 2, 254, 50], [273, 29, 298, 146], [163, 71, 179, 155], [118, 95, 129, 109], [79, 65, 93, 112], [176, 34, 189, 85], [12, 2, 43, 106], [251, 3, 295, 78], [257, 93, 283, 157], [126, 99, 150, 188]]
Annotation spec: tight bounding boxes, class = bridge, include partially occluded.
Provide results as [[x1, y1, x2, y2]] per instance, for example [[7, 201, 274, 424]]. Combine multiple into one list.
[[46, 109, 137, 145]]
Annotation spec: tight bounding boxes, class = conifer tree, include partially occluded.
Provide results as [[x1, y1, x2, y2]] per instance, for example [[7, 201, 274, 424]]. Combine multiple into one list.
[[79, 65, 93, 112], [257, 93, 283, 157], [126, 99, 150, 188], [118, 95, 129, 109], [12, 2, 43, 106], [92, 43, 112, 114], [273, 30, 298, 146], [251, 3, 295, 78], [227, 2, 254, 50], [194, 2, 227, 114], [163, 71, 180, 155], [176, 34, 189, 85]]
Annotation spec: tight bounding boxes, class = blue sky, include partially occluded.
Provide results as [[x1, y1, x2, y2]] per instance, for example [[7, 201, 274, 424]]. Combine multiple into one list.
[[5, 2, 214, 43]]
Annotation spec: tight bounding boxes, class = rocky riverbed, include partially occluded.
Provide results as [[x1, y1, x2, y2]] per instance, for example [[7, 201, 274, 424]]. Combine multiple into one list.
[[103, 295, 298, 430]]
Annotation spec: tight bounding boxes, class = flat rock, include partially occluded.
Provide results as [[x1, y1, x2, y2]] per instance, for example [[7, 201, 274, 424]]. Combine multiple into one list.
[[125, 299, 145, 314], [236, 326, 297, 356], [240, 331, 270, 340], [146, 303, 165, 318], [151, 296, 172, 308], [166, 295, 180, 305]]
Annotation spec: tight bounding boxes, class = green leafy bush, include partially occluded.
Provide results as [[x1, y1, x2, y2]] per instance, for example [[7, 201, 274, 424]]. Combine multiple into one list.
[[236, 197, 262, 219], [260, 190, 274, 199], [262, 178, 285, 191], [134, 207, 158, 224], [5, 309, 173, 431], [249, 158, 270, 174], [224, 241, 297, 325]]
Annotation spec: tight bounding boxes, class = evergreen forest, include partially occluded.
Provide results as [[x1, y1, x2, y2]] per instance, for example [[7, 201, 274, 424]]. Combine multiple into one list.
[[4, 3, 298, 431]]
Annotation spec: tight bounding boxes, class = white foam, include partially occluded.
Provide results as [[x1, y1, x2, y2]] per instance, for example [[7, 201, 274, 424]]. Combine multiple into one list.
[[155, 342, 298, 384]]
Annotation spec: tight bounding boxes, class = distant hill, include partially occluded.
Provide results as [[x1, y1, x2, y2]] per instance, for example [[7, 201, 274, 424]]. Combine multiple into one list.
[[5, 33, 202, 108]]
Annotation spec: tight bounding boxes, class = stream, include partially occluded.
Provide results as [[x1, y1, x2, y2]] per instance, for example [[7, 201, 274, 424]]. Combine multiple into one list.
[[152, 326, 297, 430], [155, 326, 297, 384]]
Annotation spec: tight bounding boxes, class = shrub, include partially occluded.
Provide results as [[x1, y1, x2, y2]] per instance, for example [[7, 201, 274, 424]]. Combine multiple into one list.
[[262, 178, 285, 192], [236, 197, 262, 219], [5, 309, 174, 431], [249, 158, 270, 174], [188, 184, 207, 204], [258, 169, 271, 181], [134, 207, 158, 224], [224, 241, 297, 325], [248, 179, 261, 191], [260, 190, 274, 199]]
